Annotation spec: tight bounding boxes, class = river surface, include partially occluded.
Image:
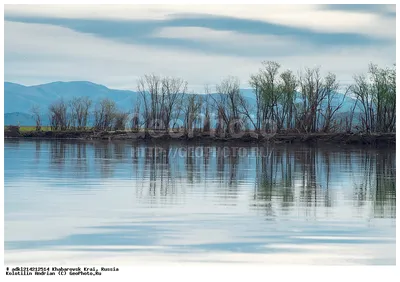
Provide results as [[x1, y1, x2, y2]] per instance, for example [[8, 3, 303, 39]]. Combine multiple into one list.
[[4, 140, 396, 265]]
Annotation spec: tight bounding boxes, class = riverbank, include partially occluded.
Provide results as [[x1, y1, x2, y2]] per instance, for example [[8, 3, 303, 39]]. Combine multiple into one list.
[[4, 127, 396, 146]]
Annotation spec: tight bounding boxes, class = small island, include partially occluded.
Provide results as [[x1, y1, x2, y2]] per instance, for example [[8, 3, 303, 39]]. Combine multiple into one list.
[[4, 62, 396, 147]]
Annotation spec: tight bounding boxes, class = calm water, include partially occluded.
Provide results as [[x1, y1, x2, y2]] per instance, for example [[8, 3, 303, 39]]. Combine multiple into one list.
[[4, 140, 396, 265]]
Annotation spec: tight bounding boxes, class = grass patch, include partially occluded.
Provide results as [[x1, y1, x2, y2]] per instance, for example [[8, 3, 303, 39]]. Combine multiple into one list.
[[19, 126, 52, 132]]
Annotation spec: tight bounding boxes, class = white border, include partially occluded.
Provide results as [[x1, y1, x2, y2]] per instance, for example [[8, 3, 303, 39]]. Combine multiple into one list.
[[1, 1, 398, 281]]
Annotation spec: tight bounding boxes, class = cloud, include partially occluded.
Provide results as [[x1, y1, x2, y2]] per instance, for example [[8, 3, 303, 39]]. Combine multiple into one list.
[[324, 4, 396, 16], [4, 21, 263, 90], [152, 26, 313, 52], [5, 4, 395, 40], [4, 4, 396, 92]]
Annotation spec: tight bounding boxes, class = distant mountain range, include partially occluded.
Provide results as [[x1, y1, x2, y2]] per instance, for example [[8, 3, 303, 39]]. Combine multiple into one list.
[[4, 81, 140, 125], [4, 81, 360, 126]]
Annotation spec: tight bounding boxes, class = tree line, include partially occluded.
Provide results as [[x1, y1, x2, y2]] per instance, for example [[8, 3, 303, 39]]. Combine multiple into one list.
[[31, 61, 396, 135]]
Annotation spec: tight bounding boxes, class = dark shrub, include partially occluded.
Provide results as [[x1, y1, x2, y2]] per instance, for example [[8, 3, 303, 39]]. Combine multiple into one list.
[[5, 125, 21, 137]]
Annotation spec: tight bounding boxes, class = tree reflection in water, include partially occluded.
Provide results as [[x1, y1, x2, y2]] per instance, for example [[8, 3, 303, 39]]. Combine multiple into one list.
[[44, 140, 395, 220]]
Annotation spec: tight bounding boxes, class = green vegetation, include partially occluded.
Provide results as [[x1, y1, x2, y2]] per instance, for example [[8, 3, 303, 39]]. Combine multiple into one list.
[[19, 126, 52, 132]]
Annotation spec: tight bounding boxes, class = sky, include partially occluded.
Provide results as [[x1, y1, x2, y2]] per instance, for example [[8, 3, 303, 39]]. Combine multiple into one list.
[[4, 4, 396, 92]]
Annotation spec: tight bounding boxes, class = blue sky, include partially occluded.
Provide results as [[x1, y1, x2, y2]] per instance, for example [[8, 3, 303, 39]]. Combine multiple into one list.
[[4, 4, 396, 91]]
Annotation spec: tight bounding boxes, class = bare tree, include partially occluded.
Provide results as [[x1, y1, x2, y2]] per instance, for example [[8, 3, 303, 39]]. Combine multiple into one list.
[[202, 85, 212, 133], [258, 61, 281, 130], [94, 98, 117, 131], [183, 94, 203, 136], [296, 67, 341, 133], [238, 94, 257, 130], [211, 76, 242, 136], [343, 98, 358, 133], [369, 63, 396, 132], [30, 104, 42, 131], [297, 67, 321, 133], [113, 111, 129, 131], [249, 61, 284, 132], [161, 77, 187, 131], [352, 63, 396, 133], [278, 69, 297, 131], [137, 74, 187, 131], [48, 99, 69, 131], [351, 73, 373, 132], [131, 98, 141, 131], [319, 73, 348, 133], [249, 73, 264, 132], [137, 74, 162, 130], [70, 97, 92, 130]]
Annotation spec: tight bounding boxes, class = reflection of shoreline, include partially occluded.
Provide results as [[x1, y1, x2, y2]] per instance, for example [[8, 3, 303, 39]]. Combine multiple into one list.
[[4, 131, 396, 146], [4, 139, 396, 220], [40, 140, 397, 219], [252, 146, 396, 219]]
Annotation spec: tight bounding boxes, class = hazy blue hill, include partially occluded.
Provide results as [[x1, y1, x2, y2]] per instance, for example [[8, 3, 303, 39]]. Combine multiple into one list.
[[240, 89, 360, 114], [4, 112, 36, 126], [4, 81, 137, 114], [320, 92, 360, 114], [4, 82, 51, 113]]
